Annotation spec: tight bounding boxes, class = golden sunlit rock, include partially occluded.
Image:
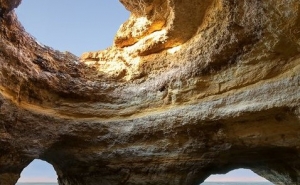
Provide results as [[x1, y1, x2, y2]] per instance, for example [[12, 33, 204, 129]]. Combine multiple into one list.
[[0, 0, 300, 184]]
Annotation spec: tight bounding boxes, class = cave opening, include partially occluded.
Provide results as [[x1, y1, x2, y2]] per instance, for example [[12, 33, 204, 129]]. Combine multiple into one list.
[[15, 0, 129, 56], [201, 168, 272, 184], [16, 159, 58, 184]]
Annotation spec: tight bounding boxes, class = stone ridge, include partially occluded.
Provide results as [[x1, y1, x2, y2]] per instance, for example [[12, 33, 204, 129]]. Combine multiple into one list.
[[0, 0, 300, 185]]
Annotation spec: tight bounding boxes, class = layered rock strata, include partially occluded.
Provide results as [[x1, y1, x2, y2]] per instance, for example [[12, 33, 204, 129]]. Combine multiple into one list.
[[0, 0, 300, 185]]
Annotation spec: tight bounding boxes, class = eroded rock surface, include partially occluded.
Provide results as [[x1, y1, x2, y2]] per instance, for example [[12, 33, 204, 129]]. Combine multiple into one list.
[[0, 0, 300, 184]]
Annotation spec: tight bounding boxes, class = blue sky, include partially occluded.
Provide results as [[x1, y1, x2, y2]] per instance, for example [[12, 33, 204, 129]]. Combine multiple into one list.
[[16, 0, 129, 56], [15, 0, 269, 183], [17, 160, 269, 183]]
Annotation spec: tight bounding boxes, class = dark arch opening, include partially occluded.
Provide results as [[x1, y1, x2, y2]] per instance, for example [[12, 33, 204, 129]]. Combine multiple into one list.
[[15, 0, 129, 56], [201, 168, 273, 184], [16, 159, 58, 184]]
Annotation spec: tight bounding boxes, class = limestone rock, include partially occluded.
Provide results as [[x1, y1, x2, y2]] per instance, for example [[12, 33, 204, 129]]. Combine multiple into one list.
[[0, 0, 20, 15], [0, 0, 300, 185]]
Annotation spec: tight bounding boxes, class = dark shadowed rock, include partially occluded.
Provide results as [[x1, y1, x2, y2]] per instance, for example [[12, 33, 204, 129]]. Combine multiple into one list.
[[0, 0, 300, 184]]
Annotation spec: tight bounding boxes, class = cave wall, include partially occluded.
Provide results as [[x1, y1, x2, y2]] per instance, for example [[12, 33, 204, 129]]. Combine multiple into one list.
[[0, 0, 300, 184]]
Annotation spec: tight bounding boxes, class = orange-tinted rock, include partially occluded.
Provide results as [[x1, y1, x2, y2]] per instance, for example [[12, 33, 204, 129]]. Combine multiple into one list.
[[0, 0, 300, 185]]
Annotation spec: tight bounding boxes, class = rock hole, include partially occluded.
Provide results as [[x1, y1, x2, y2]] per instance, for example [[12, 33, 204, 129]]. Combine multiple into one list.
[[15, 0, 129, 56], [16, 159, 58, 184], [201, 168, 272, 184], [159, 85, 166, 92]]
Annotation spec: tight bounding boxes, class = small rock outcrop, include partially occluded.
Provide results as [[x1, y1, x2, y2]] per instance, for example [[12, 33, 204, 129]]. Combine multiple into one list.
[[0, 0, 300, 185]]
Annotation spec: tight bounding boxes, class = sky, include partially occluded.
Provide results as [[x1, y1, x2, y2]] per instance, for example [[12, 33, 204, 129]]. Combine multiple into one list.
[[16, 0, 129, 57], [17, 160, 269, 183], [15, 0, 269, 183]]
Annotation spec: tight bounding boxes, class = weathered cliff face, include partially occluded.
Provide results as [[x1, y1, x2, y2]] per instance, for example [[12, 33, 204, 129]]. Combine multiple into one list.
[[0, 0, 300, 184]]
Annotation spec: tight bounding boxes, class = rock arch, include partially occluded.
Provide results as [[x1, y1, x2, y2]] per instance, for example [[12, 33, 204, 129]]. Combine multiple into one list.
[[203, 168, 269, 183], [17, 159, 57, 183], [0, 0, 299, 185]]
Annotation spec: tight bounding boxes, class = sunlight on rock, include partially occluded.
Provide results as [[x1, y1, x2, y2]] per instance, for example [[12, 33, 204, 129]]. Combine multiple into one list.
[[132, 17, 153, 37], [1, 0, 300, 184], [167, 45, 182, 54]]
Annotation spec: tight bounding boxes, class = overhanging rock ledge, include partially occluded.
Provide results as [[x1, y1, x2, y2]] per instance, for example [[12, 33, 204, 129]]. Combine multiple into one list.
[[0, 0, 300, 184]]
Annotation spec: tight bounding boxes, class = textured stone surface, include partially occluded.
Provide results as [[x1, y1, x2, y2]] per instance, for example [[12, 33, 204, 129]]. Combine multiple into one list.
[[0, 0, 300, 185]]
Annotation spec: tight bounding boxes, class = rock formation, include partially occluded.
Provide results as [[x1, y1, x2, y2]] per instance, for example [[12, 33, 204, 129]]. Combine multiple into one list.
[[0, 0, 300, 184]]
